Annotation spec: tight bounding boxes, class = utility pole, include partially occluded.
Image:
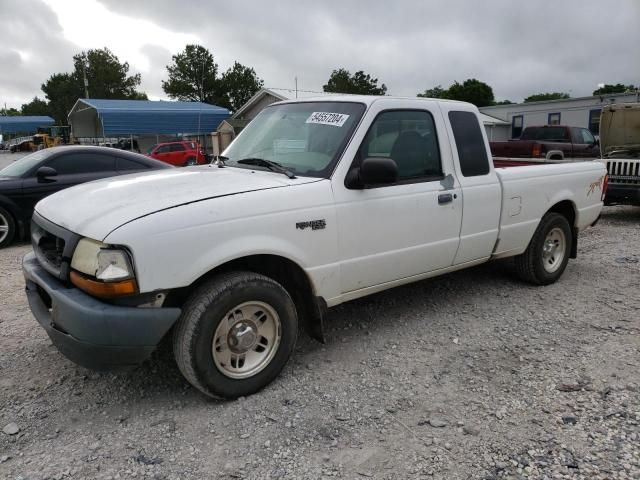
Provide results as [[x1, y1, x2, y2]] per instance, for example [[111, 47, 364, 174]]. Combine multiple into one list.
[[295, 77, 298, 98], [83, 64, 89, 99]]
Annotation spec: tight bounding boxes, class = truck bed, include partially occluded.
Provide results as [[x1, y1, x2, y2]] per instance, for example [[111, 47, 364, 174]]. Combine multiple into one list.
[[492, 161, 605, 259]]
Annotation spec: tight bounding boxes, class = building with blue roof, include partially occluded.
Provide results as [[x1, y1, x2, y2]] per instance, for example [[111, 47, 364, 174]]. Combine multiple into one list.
[[68, 98, 231, 151], [0, 115, 55, 135]]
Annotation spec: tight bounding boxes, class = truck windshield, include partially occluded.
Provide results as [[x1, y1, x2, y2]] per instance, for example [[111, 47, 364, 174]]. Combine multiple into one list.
[[223, 101, 365, 178]]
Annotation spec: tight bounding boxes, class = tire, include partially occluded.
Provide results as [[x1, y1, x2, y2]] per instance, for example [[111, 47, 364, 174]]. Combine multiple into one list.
[[185, 156, 197, 166], [0, 207, 16, 249], [173, 271, 298, 399], [514, 212, 572, 285]]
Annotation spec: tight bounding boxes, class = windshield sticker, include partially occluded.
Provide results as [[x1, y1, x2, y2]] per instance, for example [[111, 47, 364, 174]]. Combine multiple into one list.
[[306, 112, 350, 127], [274, 139, 307, 154]]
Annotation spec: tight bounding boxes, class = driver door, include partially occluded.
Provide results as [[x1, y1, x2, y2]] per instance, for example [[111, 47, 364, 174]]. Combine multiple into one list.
[[332, 101, 462, 294]]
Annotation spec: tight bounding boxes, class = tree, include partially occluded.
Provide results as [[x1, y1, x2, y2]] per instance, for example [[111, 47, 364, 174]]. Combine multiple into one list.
[[417, 86, 447, 98], [417, 79, 494, 107], [20, 97, 50, 116], [72, 48, 144, 99], [593, 83, 636, 95], [162, 44, 223, 104], [41, 48, 146, 124], [524, 92, 570, 103], [220, 61, 264, 111], [323, 69, 387, 95], [494, 99, 514, 105], [41, 73, 78, 124], [446, 79, 495, 107], [0, 107, 20, 116]]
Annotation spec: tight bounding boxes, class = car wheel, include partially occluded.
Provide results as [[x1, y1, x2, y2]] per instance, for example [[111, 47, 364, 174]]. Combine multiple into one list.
[[173, 271, 298, 399], [514, 212, 572, 285], [0, 207, 17, 249], [185, 156, 197, 166]]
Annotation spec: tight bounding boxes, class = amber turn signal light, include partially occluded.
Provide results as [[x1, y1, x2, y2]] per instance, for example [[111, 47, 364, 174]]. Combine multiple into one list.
[[70, 271, 138, 298]]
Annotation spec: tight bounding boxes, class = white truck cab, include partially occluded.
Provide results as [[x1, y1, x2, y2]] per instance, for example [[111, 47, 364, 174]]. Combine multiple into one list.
[[23, 96, 607, 398]]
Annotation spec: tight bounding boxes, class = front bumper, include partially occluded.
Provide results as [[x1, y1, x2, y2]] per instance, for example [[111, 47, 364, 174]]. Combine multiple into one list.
[[605, 184, 640, 206], [23, 252, 181, 369]]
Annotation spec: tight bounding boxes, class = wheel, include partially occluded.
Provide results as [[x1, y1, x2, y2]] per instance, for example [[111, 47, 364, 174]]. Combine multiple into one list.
[[173, 271, 298, 399], [185, 156, 197, 166], [514, 212, 572, 285], [0, 207, 16, 249]]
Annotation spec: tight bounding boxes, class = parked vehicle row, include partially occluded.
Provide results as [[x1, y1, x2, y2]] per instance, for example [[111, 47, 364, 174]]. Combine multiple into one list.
[[0, 146, 171, 248], [490, 125, 601, 161], [22, 96, 607, 399]]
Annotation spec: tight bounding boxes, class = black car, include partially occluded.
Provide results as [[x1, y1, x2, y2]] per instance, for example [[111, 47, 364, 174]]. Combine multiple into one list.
[[0, 146, 172, 248]]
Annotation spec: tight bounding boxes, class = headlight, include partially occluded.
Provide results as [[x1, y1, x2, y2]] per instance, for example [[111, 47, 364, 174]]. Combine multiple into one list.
[[70, 238, 138, 298]]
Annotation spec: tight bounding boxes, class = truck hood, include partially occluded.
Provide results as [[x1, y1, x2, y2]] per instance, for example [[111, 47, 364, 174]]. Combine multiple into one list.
[[36, 166, 319, 240], [600, 103, 640, 157]]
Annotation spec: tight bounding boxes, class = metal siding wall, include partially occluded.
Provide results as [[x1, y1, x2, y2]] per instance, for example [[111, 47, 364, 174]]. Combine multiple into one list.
[[100, 111, 229, 136]]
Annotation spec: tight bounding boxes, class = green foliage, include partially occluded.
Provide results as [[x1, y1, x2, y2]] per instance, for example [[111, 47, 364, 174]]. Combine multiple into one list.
[[73, 48, 144, 99], [41, 73, 77, 124], [494, 99, 514, 105], [417, 79, 495, 107], [162, 45, 263, 111], [20, 97, 50, 116], [523, 92, 570, 103], [0, 107, 20, 116], [446, 79, 495, 107], [220, 62, 264, 111], [41, 48, 146, 124], [162, 45, 222, 104], [592, 83, 636, 95], [417, 85, 447, 98], [323, 69, 387, 95]]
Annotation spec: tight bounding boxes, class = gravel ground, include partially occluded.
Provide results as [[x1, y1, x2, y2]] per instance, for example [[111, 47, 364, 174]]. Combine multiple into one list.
[[0, 204, 638, 480]]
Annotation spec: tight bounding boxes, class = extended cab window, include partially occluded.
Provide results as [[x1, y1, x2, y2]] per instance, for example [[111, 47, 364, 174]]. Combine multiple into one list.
[[360, 110, 442, 180], [448, 111, 490, 177]]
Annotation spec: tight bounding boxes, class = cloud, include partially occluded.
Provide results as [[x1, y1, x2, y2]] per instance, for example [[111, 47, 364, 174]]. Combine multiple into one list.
[[2, 0, 639, 108], [0, 0, 76, 108]]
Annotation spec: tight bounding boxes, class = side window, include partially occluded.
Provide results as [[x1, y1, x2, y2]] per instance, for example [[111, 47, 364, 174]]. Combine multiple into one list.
[[170, 143, 186, 152], [581, 128, 595, 144], [116, 157, 148, 171], [448, 111, 490, 177], [588, 109, 601, 134], [548, 112, 561, 125], [360, 110, 442, 181], [46, 153, 114, 174], [155, 145, 170, 154], [511, 115, 523, 138]]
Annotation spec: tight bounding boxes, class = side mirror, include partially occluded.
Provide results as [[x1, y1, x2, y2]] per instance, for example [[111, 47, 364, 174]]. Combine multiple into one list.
[[346, 157, 399, 188], [36, 166, 57, 182]]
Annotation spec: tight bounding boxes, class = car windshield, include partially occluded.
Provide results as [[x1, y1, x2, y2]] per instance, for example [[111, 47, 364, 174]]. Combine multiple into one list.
[[0, 150, 52, 177], [223, 101, 365, 178], [146, 144, 157, 154]]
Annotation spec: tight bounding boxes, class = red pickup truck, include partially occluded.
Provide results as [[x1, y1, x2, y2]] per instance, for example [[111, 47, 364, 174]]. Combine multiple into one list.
[[490, 125, 600, 161]]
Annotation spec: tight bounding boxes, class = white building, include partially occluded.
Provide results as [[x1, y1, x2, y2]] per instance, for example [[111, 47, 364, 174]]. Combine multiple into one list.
[[480, 92, 640, 141]]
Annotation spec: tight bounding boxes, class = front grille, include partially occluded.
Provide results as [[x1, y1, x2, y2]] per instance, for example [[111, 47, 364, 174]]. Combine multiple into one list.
[[30, 213, 80, 281], [31, 222, 65, 276], [606, 160, 640, 185]]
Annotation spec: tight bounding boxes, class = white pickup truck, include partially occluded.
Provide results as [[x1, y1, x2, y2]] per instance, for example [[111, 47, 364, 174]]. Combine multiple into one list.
[[23, 96, 606, 398]]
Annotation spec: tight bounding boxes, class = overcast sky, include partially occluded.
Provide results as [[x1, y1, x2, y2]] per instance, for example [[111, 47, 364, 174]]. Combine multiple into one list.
[[1, 0, 639, 109]]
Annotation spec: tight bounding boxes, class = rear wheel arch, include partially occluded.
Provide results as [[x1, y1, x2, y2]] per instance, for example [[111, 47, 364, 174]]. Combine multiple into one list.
[[547, 200, 578, 258], [167, 254, 326, 343]]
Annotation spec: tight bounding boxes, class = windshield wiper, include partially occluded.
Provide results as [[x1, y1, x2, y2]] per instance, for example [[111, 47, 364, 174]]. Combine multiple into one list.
[[237, 158, 296, 179]]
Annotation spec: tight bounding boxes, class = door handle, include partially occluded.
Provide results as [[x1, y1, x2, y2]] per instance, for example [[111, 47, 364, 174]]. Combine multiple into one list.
[[438, 193, 455, 204]]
